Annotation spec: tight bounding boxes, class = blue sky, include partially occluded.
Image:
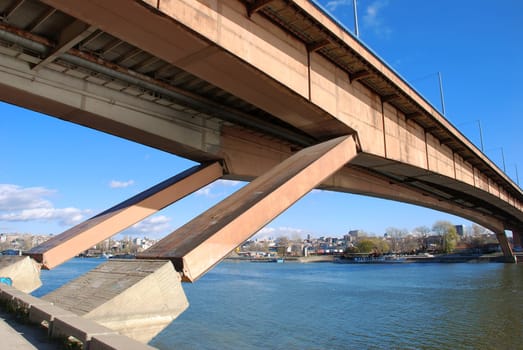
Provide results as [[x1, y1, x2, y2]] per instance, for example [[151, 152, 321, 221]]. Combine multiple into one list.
[[1, 1, 522, 239]]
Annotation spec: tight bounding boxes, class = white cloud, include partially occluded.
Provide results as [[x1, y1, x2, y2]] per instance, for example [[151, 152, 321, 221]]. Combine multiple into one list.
[[109, 180, 135, 188], [0, 184, 54, 210], [325, 0, 351, 12], [0, 184, 90, 227], [123, 215, 171, 236], [195, 179, 242, 198], [0, 207, 88, 226], [362, 0, 391, 37]]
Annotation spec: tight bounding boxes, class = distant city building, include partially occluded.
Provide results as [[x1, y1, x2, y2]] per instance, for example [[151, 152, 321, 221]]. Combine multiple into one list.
[[348, 230, 361, 242], [455, 225, 464, 237]]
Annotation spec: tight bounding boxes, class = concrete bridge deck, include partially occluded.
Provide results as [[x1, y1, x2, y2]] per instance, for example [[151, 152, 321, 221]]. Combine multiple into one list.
[[0, 0, 522, 346]]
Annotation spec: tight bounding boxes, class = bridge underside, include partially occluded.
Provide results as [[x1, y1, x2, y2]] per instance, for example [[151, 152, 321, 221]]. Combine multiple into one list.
[[0, 0, 520, 275]]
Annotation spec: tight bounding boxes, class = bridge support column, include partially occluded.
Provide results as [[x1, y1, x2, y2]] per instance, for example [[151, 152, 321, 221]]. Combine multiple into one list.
[[43, 259, 188, 343], [138, 135, 359, 281], [26, 162, 222, 269], [512, 230, 522, 249], [495, 231, 517, 263]]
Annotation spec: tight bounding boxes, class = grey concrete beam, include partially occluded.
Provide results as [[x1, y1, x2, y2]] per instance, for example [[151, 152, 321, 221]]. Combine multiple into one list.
[[0, 52, 221, 161]]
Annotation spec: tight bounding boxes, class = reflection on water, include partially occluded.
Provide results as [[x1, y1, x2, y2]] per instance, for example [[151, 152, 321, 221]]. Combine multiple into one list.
[[33, 259, 523, 349]]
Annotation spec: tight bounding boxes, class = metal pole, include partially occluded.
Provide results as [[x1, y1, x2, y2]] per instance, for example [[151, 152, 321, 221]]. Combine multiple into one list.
[[500, 147, 506, 172], [477, 120, 484, 152], [438, 72, 446, 116], [515, 164, 520, 186], [353, 0, 359, 38]]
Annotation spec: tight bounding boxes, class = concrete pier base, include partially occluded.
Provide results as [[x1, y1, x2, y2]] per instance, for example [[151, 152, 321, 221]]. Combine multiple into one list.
[[0, 256, 41, 293], [43, 259, 188, 343], [495, 231, 517, 263]]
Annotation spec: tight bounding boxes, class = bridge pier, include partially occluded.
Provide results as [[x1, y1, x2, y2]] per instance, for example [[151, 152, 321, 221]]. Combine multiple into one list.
[[138, 135, 359, 281], [43, 259, 188, 343], [496, 231, 517, 263], [512, 230, 522, 250]]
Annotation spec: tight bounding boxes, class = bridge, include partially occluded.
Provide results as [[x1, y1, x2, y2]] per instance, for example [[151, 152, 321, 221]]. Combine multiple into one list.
[[0, 0, 522, 347]]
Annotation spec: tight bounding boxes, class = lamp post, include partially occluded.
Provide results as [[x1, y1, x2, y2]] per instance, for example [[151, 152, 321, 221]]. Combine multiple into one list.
[[458, 119, 484, 152], [477, 120, 484, 152], [500, 147, 506, 173], [438, 72, 446, 116], [353, 0, 359, 37], [487, 147, 506, 173]]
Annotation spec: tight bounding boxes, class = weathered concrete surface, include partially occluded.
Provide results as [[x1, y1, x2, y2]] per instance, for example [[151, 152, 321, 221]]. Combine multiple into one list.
[[90, 334, 158, 350], [50, 314, 117, 344], [496, 232, 516, 263], [43, 259, 188, 343], [139, 135, 359, 281], [0, 309, 56, 350], [27, 162, 223, 270], [0, 282, 156, 350], [0, 0, 517, 271], [0, 256, 41, 293]]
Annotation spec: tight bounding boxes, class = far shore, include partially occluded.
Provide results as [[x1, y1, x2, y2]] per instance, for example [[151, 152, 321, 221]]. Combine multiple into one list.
[[225, 252, 514, 264]]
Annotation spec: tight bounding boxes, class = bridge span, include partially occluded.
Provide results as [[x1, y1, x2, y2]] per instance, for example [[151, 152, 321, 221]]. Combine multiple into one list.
[[0, 0, 523, 272], [1, 0, 522, 345], [0, 0, 522, 279]]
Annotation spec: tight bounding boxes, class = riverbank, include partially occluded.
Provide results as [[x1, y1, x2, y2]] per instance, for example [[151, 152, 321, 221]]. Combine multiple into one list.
[[226, 252, 508, 264], [225, 255, 336, 263]]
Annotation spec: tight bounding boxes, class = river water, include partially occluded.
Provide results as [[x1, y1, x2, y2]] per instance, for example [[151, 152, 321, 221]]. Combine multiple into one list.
[[33, 259, 523, 349]]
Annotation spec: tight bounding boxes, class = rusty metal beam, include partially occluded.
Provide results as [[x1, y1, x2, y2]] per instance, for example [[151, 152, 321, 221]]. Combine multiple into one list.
[[138, 135, 358, 282], [32, 19, 97, 71], [26, 162, 223, 269]]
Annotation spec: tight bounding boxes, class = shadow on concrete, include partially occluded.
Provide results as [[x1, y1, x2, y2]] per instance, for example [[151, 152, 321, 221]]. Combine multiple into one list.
[[0, 309, 60, 349]]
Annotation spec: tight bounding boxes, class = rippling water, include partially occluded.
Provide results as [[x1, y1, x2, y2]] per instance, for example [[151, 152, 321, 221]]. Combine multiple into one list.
[[33, 259, 523, 349]]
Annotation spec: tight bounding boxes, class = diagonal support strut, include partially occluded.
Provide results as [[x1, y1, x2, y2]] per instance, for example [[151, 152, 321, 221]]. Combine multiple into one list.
[[26, 162, 223, 269], [138, 135, 359, 282], [495, 231, 517, 263]]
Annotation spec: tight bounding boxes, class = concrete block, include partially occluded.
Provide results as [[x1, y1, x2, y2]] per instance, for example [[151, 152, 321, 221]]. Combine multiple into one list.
[[44, 259, 188, 343], [0, 283, 50, 318], [90, 334, 157, 350], [29, 303, 76, 325], [9, 291, 51, 310], [0, 283, 25, 302], [0, 256, 41, 293], [51, 314, 116, 344]]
